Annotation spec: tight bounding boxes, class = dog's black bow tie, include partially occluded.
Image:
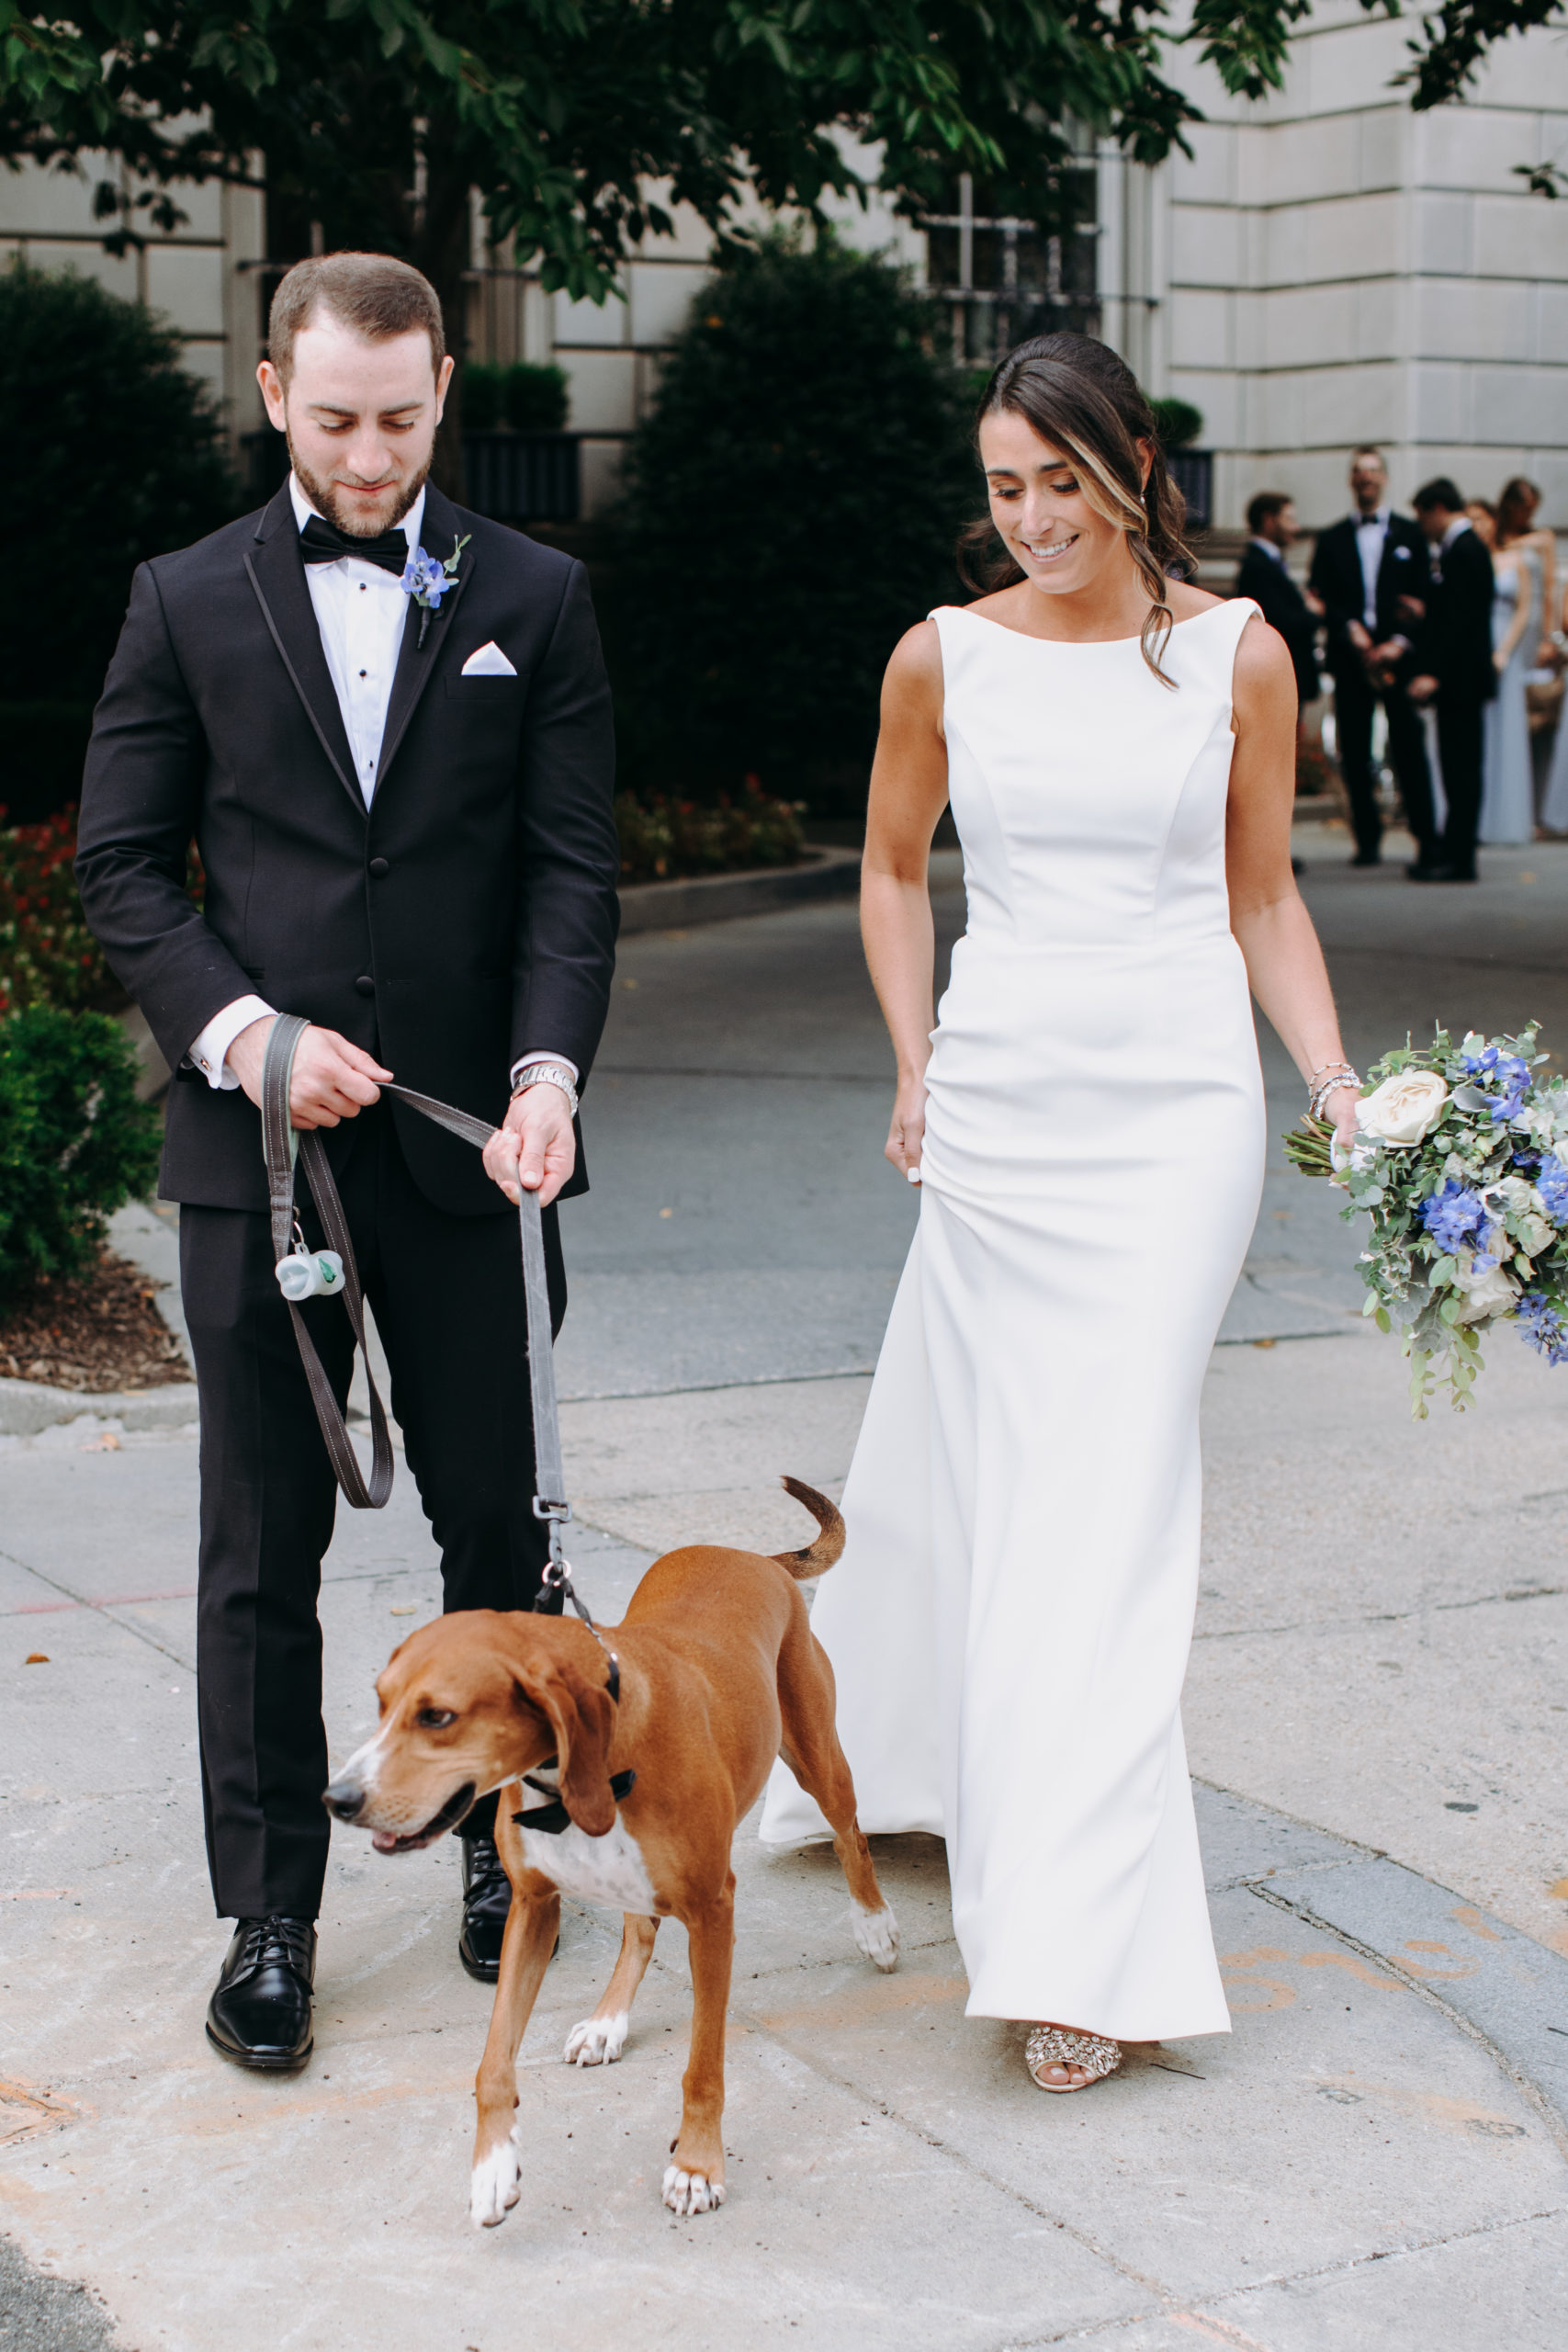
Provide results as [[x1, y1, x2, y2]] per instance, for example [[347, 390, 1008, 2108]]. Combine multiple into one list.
[[299, 513, 410, 574]]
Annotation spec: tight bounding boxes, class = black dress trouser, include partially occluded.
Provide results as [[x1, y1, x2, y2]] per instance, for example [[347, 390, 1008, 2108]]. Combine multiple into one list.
[[179, 1103, 566, 1922], [1330, 662, 1438, 862], [1436, 697, 1486, 878]]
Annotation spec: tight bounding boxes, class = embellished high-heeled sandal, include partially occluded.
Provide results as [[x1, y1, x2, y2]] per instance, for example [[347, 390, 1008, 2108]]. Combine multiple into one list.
[[1025, 2024, 1122, 2092]]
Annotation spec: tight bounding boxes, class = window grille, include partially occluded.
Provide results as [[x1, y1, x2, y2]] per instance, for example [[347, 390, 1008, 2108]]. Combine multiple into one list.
[[923, 170, 1100, 367]]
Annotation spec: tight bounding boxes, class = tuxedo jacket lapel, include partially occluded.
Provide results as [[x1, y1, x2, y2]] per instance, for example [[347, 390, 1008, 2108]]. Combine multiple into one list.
[[376, 485, 474, 788], [243, 486, 362, 817]]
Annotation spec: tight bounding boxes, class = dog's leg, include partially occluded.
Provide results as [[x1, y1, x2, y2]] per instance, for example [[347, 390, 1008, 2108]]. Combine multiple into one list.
[[565, 1910, 659, 2068], [470, 1796, 560, 2230], [662, 1885, 734, 2217], [779, 1621, 900, 1973]]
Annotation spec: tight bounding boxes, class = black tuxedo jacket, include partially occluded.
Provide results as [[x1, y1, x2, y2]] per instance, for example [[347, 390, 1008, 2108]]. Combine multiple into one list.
[[1234, 544, 1319, 707], [76, 482, 619, 1217], [1413, 526, 1496, 710], [1307, 512, 1429, 671]]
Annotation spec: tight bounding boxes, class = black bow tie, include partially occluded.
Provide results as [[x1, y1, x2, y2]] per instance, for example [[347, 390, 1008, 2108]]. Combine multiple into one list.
[[299, 512, 410, 574]]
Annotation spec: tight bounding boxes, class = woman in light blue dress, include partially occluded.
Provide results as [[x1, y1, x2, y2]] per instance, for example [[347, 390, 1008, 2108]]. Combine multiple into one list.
[[1475, 498, 1539, 846]]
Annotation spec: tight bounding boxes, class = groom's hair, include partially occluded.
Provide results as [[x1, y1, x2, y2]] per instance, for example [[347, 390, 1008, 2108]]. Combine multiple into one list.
[[268, 253, 446, 385]]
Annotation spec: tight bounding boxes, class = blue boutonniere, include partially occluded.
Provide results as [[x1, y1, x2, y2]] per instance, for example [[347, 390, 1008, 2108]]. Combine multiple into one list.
[[402, 532, 470, 646]]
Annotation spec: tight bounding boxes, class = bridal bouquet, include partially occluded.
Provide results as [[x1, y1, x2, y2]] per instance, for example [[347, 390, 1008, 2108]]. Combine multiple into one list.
[[1285, 1023, 1568, 1415]]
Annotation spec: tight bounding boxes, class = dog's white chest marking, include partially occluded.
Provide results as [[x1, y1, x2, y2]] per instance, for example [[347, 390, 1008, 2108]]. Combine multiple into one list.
[[520, 1815, 658, 1914]]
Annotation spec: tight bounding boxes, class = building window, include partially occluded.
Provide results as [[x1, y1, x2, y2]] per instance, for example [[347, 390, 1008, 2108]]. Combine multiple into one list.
[[923, 167, 1100, 366]]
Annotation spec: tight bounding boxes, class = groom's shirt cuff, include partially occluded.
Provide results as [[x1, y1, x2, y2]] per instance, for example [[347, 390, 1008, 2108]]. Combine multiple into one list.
[[186, 995, 276, 1090]]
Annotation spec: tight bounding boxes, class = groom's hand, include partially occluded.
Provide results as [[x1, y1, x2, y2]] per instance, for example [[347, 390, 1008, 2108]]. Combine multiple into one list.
[[228, 1016, 391, 1128], [483, 1084, 577, 1208]]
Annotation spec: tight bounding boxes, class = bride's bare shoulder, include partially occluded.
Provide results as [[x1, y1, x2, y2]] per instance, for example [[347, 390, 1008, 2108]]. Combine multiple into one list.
[[884, 616, 944, 699], [1165, 579, 1224, 623]]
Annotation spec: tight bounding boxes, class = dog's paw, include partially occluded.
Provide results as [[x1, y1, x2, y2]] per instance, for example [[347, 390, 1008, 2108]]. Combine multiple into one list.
[[662, 2163, 726, 2218], [853, 1900, 900, 1973], [469, 2126, 523, 2230], [564, 2011, 629, 2067]]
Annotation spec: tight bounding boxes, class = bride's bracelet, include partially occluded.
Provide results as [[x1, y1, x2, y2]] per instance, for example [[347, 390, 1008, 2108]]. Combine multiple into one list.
[[1308, 1068, 1361, 1122]]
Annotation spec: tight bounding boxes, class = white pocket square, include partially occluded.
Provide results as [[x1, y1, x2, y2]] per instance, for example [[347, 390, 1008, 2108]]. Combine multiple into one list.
[[461, 641, 517, 676]]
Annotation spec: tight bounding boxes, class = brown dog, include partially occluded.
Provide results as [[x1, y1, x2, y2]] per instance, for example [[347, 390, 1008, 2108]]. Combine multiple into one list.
[[323, 1477, 898, 2228]]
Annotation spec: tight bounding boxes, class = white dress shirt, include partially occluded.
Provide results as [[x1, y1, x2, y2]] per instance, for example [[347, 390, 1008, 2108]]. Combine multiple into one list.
[[1354, 507, 1390, 629], [187, 474, 575, 1095]]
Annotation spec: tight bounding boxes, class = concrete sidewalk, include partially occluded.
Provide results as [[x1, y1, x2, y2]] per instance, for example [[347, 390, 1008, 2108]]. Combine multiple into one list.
[[4, 831, 1568, 2349]]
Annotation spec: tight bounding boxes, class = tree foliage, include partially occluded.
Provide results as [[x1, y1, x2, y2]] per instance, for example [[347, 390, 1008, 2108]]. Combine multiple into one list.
[[612, 234, 976, 804], [0, 263, 238, 711], [0, 0, 1430, 321]]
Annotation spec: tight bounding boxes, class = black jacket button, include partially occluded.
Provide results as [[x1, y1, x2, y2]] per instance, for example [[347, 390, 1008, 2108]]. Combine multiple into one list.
[[369, 857, 389, 878], [355, 975, 375, 997]]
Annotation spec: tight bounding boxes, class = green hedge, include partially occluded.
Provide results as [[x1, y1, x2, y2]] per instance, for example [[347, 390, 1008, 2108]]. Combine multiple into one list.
[[0, 1006, 161, 1306], [0, 262, 238, 713], [462, 361, 570, 434], [612, 233, 977, 811]]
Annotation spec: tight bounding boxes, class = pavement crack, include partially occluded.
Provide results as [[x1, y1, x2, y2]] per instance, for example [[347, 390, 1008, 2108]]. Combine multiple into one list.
[[0, 1545, 195, 1672], [1193, 1579, 1566, 1645], [725, 1990, 1180, 2309], [1246, 1880, 1568, 2158]]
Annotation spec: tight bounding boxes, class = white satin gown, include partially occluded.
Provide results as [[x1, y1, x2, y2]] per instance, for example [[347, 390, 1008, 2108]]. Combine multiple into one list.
[[761, 598, 1268, 2041]]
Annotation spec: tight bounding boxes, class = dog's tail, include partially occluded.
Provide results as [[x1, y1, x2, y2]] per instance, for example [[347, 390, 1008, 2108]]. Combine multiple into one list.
[[771, 1476, 845, 1579]]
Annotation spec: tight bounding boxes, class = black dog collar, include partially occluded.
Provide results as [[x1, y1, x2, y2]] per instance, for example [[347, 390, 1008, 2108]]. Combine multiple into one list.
[[513, 1769, 637, 1837]]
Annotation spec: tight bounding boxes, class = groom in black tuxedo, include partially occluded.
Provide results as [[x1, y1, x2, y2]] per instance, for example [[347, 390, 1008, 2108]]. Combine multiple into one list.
[[75, 253, 619, 2070], [1307, 446, 1437, 868], [1406, 477, 1497, 884]]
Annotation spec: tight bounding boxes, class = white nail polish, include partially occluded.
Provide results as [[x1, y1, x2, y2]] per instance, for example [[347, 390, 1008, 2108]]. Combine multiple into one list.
[[907, 1168, 921, 1184]]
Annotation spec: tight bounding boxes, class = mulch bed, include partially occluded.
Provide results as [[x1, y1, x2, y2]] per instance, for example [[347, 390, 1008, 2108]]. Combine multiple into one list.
[[0, 1248, 192, 1393]]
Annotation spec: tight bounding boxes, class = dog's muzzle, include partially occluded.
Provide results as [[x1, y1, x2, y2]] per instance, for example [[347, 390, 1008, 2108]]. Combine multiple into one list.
[[322, 1778, 478, 1853]]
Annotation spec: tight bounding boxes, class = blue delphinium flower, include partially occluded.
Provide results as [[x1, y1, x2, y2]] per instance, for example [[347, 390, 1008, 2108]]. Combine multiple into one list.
[[400, 545, 453, 605], [1537, 1154, 1568, 1224], [1420, 1179, 1486, 1254], [1461, 1045, 1532, 1122], [1516, 1291, 1568, 1366]]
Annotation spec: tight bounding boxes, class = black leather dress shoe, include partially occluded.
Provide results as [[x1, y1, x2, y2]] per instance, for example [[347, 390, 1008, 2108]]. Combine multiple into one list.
[[1409, 863, 1476, 883], [458, 1835, 512, 1982], [206, 1917, 316, 2072], [1350, 849, 1382, 867]]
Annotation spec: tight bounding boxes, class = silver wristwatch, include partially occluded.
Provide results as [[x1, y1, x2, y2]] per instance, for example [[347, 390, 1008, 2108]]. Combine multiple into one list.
[[512, 1062, 580, 1120]]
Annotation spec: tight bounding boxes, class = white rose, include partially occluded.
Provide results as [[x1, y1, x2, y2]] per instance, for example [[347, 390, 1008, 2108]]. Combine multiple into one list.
[[1355, 1069, 1449, 1148], [1450, 1253, 1519, 1325]]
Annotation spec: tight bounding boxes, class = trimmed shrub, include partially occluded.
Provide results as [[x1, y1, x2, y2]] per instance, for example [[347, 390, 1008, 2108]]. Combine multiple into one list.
[[0, 263, 239, 715], [612, 234, 977, 809], [463, 361, 570, 433], [1152, 398, 1203, 451], [0, 1005, 162, 1306]]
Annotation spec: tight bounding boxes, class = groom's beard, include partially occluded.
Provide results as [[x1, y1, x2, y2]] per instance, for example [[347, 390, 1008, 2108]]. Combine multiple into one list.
[[288, 439, 431, 540]]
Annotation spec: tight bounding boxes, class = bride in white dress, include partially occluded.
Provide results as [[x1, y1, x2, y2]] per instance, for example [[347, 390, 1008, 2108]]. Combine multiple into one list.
[[761, 334, 1362, 2091]]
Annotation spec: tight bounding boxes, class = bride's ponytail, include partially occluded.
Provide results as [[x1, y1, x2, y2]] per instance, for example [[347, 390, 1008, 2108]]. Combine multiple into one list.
[[958, 334, 1196, 688]]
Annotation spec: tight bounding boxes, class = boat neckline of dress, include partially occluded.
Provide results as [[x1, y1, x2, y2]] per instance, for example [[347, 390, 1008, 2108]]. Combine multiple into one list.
[[941, 599, 1243, 650]]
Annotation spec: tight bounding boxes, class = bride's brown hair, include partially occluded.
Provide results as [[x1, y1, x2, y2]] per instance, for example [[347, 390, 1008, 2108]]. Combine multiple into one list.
[[959, 333, 1194, 685]]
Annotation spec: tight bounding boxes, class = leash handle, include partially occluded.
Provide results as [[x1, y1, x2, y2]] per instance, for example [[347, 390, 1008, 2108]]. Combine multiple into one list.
[[262, 1015, 396, 1509]]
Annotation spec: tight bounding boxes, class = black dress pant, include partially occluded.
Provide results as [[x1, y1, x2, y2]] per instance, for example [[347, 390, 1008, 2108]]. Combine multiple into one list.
[[179, 1104, 566, 1922], [1331, 662, 1437, 861], [1436, 697, 1486, 878]]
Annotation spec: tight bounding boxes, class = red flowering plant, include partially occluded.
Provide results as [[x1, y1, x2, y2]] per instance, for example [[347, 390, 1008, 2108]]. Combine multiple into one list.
[[615, 775, 805, 887], [0, 804, 206, 1017], [0, 806, 110, 1016]]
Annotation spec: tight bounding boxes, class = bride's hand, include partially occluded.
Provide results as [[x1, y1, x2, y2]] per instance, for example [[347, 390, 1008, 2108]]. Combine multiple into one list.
[[886, 1077, 928, 1185], [1323, 1079, 1360, 1157]]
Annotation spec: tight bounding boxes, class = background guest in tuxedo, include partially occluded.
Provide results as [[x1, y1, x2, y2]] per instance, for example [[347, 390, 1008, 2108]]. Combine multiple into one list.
[[1235, 493, 1320, 719], [1308, 446, 1436, 869], [75, 254, 619, 2072], [1407, 477, 1497, 883]]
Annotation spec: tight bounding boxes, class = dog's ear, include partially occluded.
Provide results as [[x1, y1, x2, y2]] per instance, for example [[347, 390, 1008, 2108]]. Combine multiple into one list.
[[530, 1659, 616, 1837]]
